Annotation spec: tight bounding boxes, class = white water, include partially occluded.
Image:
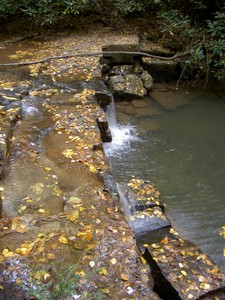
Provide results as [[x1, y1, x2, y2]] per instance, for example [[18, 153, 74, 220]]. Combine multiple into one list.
[[103, 100, 139, 156]]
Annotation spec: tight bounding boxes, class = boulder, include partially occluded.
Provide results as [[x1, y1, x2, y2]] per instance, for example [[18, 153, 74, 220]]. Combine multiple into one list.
[[141, 70, 154, 90], [106, 65, 153, 100]]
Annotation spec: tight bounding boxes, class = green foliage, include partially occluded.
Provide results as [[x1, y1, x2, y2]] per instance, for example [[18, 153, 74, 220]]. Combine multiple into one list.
[[158, 6, 225, 81], [26, 263, 80, 300], [113, 0, 147, 15]]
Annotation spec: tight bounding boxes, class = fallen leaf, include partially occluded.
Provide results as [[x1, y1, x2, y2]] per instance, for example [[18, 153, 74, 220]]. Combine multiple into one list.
[[161, 236, 169, 244], [58, 236, 68, 244], [47, 253, 56, 260], [110, 257, 117, 265], [121, 273, 128, 281], [89, 261, 95, 268], [97, 267, 108, 276], [140, 257, 147, 264]]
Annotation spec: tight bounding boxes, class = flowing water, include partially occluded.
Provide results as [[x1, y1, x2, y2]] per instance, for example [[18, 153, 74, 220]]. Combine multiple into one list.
[[104, 84, 225, 271]]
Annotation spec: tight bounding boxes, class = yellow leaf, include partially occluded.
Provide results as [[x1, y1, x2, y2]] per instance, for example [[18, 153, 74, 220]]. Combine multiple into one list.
[[76, 270, 86, 278], [44, 272, 51, 281], [79, 207, 86, 212], [151, 243, 160, 249], [97, 267, 108, 276], [58, 236, 68, 244], [89, 165, 97, 173], [110, 257, 117, 265], [44, 167, 51, 172], [15, 225, 28, 233], [140, 257, 147, 264], [69, 211, 79, 222], [18, 206, 27, 213], [62, 149, 74, 158], [2, 249, 14, 258], [101, 288, 109, 294], [38, 209, 45, 213], [47, 253, 56, 260], [161, 236, 169, 244], [121, 273, 128, 281], [38, 233, 46, 238], [16, 279, 22, 284], [181, 270, 187, 276]]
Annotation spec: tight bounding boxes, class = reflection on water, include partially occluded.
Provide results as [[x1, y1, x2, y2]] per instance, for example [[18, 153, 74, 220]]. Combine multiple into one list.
[[105, 85, 225, 271]]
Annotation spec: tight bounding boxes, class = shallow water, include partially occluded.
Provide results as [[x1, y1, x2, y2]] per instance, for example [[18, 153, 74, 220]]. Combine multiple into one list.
[[104, 85, 225, 271]]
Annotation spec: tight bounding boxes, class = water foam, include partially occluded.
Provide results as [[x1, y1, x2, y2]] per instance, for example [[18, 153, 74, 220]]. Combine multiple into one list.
[[103, 99, 140, 156]]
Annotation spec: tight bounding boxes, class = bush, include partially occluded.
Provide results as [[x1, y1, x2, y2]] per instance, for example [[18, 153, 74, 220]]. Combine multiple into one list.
[[158, 5, 225, 81]]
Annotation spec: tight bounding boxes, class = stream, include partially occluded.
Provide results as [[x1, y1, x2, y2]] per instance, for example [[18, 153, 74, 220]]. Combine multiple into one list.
[[104, 84, 225, 272]]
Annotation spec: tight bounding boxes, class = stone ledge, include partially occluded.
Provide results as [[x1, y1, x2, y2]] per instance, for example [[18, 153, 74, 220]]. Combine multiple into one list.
[[119, 177, 225, 299]]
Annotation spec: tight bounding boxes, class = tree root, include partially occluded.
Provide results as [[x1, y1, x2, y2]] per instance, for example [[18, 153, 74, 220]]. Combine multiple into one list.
[[0, 51, 190, 68]]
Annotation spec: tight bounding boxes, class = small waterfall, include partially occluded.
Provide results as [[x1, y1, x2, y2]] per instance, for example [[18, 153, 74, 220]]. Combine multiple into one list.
[[103, 97, 139, 155]]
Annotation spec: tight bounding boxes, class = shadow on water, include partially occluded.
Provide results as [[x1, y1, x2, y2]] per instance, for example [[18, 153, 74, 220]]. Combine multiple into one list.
[[104, 85, 225, 271]]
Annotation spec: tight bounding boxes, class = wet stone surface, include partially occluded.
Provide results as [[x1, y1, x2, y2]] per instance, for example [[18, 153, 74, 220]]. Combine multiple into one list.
[[0, 79, 158, 299]]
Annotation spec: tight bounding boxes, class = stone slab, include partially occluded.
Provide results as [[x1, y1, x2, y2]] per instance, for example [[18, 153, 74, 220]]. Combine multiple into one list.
[[144, 228, 225, 300]]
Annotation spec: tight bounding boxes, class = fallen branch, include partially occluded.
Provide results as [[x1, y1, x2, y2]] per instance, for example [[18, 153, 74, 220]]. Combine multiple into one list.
[[0, 51, 190, 68]]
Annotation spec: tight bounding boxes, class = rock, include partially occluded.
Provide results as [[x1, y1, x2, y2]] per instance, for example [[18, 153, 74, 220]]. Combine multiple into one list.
[[144, 231, 225, 300], [96, 116, 112, 142], [124, 74, 146, 98], [141, 120, 160, 132], [131, 99, 150, 108], [103, 56, 154, 100], [117, 180, 169, 236], [117, 112, 132, 123], [124, 105, 136, 115], [131, 207, 171, 235], [136, 105, 161, 116], [142, 59, 181, 82], [141, 71, 154, 90], [151, 90, 192, 110]]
